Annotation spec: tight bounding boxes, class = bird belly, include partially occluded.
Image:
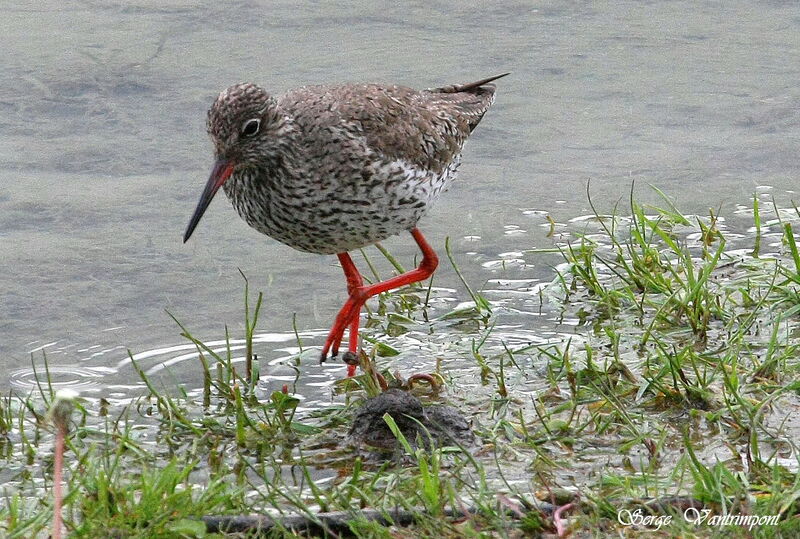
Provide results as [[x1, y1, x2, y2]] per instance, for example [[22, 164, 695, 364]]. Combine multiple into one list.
[[225, 157, 458, 255]]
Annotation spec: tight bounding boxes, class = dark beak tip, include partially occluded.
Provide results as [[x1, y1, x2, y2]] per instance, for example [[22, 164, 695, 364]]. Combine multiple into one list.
[[182, 158, 233, 245]]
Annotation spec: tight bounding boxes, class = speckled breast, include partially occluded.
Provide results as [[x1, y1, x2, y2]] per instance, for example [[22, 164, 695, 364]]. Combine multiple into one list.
[[223, 155, 460, 255]]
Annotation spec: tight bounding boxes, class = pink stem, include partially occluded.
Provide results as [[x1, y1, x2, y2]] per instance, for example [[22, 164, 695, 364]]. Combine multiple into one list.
[[554, 502, 574, 537], [52, 425, 65, 539]]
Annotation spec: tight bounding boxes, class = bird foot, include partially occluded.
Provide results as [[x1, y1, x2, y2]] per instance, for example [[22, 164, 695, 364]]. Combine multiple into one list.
[[319, 290, 368, 363], [320, 348, 360, 380]]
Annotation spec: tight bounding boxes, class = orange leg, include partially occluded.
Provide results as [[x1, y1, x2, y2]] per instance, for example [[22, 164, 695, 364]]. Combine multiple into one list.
[[337, 252, 363, 377], [320, 228, 439, 373]]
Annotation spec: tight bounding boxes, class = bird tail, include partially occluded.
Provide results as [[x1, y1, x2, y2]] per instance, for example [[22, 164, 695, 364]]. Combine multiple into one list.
[[426, 73, 509, 132], [428, 73, 510, 94]]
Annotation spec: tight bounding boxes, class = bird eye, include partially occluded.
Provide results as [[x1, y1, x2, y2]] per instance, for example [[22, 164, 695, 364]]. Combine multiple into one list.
[[241, 118, 261, 137]]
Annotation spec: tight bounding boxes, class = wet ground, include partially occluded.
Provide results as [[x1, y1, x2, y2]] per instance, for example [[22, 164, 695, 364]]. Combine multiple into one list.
[[2, 1, 799, 400]]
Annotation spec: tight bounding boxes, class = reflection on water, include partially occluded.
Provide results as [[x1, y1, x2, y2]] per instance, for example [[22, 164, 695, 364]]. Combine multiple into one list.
[[2, 1, 799, 402]]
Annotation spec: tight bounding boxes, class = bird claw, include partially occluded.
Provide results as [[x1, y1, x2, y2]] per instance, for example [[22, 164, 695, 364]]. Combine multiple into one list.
[[320, 299, 360, 364], [320, 343, 357, 378], [319, 343, 359, 367], [319, 346, 339, 364], [319, 328, 345, 363]]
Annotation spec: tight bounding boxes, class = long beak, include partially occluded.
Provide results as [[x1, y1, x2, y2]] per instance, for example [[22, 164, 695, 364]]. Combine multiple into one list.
[[183, 159, 235, 243]]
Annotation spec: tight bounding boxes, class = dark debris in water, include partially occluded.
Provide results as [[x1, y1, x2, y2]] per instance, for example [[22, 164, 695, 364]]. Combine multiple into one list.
[[348, 388, 475, 452]]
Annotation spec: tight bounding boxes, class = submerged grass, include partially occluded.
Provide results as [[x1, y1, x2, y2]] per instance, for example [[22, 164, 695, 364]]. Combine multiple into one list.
[[3, 187, 800, 537]]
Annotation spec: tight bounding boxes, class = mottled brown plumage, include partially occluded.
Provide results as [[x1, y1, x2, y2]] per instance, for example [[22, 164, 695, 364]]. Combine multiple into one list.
[[278, 77, 497, 175], [184, 74, 507, 371]]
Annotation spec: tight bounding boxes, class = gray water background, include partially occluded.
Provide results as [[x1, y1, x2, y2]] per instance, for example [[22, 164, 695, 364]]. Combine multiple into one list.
[[2, 1, 798, 396]]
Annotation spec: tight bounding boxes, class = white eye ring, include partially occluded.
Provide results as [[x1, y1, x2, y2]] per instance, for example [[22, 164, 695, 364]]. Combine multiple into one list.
[[241, 118, 261, 137]]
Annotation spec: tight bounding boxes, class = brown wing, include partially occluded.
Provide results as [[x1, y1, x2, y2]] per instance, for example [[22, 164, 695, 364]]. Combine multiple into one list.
[[280, 74, 507, 174]]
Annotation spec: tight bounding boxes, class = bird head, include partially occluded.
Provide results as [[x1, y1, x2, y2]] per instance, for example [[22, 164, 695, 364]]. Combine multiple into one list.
[[184, 83, 281, 243]]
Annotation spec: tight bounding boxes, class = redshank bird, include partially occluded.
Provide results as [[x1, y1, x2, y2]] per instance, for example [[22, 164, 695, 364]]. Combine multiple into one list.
[[184, 73, 507, 376]]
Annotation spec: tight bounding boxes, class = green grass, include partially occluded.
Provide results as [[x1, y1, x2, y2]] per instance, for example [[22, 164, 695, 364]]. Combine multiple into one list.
[[3, 187, 800, 537]]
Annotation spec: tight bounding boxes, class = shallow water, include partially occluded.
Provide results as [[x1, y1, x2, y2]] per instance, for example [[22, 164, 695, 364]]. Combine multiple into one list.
[[2, 1, 799, 395]]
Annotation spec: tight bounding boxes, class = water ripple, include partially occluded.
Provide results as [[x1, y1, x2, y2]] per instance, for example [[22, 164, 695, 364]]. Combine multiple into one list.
[[9, 365, 113, 392]]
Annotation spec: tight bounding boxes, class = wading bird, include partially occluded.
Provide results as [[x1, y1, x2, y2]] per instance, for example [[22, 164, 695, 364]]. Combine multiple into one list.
[[184, 74, 507, 376]]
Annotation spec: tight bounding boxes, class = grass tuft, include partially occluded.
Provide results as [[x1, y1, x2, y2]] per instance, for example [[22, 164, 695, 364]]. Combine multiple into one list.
[[4, 187, 800, 536]]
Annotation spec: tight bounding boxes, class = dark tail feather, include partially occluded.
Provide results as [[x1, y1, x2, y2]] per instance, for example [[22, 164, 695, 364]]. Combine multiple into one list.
[[431, 73, 510, 94], [424, 73, 508, 133]]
